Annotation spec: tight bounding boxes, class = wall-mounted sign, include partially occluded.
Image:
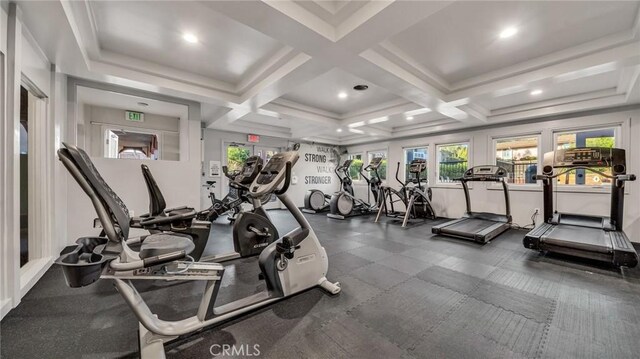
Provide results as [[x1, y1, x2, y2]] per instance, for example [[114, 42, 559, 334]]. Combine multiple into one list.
[[209, 160, 221, 177], [248, 134, 260, 143], [126, 110, 144, 122]]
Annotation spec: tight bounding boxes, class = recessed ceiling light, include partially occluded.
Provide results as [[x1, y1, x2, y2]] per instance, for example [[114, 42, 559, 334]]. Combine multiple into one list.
[[183, 33, 199, 44], [530, 89, 543, 95], [499, 26, 518, 39], [338, 92, 348, 99], [406, 116, 414, 121], [137, 102, 149, 107], [353, 84, 368, 91], [336, 128, 342, 132]]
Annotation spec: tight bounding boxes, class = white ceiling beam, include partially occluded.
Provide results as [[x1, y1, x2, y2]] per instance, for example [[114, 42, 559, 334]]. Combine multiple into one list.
[[235, 46, 296, 93], [490, 88, 619, 116], [207, 57, 333, 128], [488, 94, 628, 124], [260, 102, 341, 127], [205, 1, 478, 124], [447, 42, 640, 102], [451, 29, 640, 91], [625, 66, 640, 103]]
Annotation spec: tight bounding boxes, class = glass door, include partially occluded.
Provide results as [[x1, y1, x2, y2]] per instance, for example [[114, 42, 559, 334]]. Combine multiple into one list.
[[224, 143, 252, 198]]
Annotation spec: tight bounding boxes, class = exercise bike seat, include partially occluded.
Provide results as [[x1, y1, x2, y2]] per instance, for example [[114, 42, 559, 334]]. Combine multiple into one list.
[[206, 180, 216, 185], [139, 233, 195, 259]]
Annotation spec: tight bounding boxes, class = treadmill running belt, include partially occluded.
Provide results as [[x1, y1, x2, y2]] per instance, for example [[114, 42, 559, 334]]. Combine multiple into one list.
[[442, 218, 496, 236], [542, 225, 611, 254]]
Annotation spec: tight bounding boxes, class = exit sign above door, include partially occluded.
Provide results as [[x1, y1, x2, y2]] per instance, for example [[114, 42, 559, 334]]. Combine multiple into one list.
[[126, 111, 144, 122], [248, 134, 260, 143]]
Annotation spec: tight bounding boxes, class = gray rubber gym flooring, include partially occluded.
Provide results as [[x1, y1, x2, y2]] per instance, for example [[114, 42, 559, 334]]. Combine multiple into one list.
[[3, 211, 640, 358]]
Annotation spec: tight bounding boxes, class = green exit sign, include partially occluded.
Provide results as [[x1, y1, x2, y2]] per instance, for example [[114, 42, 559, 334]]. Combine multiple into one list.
[[126, 111, 144, 122]]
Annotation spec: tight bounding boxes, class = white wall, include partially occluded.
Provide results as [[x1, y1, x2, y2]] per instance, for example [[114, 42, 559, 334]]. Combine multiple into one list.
[[290, 143, 341, 207], [84, 104, 180, 160], [1, 2, 67, 318], [347, 109, 640, 241], [64, 78, 203, 246], [65, 157, 201, 241]]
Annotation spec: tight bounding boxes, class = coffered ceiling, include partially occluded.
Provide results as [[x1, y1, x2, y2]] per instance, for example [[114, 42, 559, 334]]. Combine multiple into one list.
[[15, 0, 640, 145]]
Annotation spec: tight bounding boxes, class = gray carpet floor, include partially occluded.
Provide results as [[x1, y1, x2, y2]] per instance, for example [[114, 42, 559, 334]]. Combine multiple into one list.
[[3, 210, 640, 358]]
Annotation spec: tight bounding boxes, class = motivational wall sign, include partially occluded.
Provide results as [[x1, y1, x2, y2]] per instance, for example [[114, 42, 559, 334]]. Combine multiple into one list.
[[303, 145, 336, 185]]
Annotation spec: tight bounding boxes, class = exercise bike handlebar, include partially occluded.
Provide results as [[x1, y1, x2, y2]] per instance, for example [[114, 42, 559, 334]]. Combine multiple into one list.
[[274, 162, 292, 195], [138, 209, 196, 227]]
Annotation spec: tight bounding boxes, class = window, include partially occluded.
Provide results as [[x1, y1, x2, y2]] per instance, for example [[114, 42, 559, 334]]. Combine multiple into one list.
[[437, 143, 469, 183], [554, 127, 616, 186], [494, 135, 539, 184], [226, 145, 252, 173], [404, 147, 428, 182], [104, 129, 160, 160], [368, 150, 387, 181], [348, 153, 363, 181]]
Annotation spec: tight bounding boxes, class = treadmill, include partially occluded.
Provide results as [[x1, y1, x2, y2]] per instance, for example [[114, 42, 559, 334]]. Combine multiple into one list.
[[432, 165, 512, 243], [523, 147, 638, 268]]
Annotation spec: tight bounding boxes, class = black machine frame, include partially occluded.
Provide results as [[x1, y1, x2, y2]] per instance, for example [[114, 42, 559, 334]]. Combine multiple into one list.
[[432, 165, 512, 243], [523, 147, 637, 268], [375, 159, 436, 227]]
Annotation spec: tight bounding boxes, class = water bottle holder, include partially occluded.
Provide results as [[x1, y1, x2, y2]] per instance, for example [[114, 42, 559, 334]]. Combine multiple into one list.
[[55, 237, 111, 288]]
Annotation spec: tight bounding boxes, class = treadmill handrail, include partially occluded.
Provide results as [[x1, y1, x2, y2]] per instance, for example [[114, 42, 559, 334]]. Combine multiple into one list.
[[536, 148, 636, 231], [458, 172, 511, 219], [538, 167, 627, 181]]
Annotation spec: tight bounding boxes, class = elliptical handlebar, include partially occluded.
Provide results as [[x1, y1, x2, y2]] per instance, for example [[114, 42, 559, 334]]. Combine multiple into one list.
[[395, 162, 406, 187], [358, 165, 372, 184]]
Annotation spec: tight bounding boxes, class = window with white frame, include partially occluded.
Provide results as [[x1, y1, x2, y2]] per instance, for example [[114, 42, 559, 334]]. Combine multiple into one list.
[[493, 135, 539, 184], [554, 127, 617, 186], [367, 150, 387, 181], [437, 142, 469, 183], [404, 147, 428, 182], [347, 153, 363, 181]]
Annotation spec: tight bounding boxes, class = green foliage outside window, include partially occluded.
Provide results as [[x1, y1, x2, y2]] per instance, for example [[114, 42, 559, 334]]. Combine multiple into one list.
[[349, 158, 364, 180], [438, 144, 468, 182], [227, 146, 251, 173]]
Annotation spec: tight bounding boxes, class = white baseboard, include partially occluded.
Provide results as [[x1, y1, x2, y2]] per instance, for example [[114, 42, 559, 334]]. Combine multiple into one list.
[[1, 298, 13, 320], [20, 257, 53, 298]]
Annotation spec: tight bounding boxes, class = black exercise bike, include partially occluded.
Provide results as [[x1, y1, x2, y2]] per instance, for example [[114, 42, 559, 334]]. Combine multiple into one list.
[[197, 156, 263, 223]]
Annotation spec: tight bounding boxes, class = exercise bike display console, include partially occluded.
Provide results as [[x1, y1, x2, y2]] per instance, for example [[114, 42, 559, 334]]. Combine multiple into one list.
[[432, 165, 512, 243], [523, 147, 637, 268]]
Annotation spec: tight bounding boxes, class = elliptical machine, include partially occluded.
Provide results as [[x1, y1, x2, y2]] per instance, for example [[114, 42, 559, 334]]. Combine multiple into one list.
[[327, 158, 382, 220], [303, 189, 332, 214], [375, 159, 436, 227], [55, 143, 340, 359]]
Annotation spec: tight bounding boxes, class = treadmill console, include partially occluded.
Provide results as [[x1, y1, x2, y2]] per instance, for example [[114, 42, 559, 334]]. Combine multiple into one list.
[[463, 165, 507, 180], [250, 151, 299, 196], [368, 157, 384, 169], [545, 147, 626, 175], [408, 159, 427, 173]]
